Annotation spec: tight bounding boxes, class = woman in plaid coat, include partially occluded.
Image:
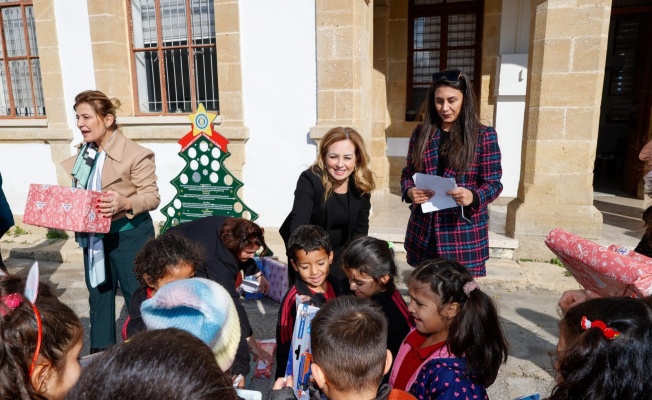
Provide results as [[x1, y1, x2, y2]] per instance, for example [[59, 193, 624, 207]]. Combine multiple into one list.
[[401, 70, 502, 277]]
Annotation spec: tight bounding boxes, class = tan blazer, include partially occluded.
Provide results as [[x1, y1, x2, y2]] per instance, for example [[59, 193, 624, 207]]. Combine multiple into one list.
[[61, 130, 160, 222]]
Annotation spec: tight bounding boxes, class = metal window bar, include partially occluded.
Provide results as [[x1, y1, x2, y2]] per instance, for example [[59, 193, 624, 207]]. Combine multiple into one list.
[[0, 1, 44, 118], [129, 0, 217, 114]]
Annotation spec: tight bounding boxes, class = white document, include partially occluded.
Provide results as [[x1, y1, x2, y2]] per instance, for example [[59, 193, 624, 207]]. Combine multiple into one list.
[[413, 173, 459, 213]]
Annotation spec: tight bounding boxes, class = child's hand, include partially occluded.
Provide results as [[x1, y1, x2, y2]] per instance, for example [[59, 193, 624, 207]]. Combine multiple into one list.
[[272, 376, 294, 390], [231, 374, 245, 388], [251, 346, 274, 364], [257, 275, 270, 294]]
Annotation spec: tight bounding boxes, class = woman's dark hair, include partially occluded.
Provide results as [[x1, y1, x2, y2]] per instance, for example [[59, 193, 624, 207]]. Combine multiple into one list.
[[219, 218, 269, 260], [409, 258, 508, 387], [133, 234, 203, 285], [74, 90, 121, 131], [341, 236, 397, 292], [411, 70, 480, 175], [0, 274, 82, 400], [67, 328, 238, 400], [550, 297, 652, 399]]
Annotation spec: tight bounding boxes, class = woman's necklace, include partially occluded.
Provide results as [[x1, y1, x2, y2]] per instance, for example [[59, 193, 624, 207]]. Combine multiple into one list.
[[98, 130, 116, 153]]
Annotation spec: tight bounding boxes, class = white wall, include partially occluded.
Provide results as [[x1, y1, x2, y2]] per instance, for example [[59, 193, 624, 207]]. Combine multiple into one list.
[[0, 145, 58, 215], [239, 0, 317, 227], [494, 0, 531, 197], [53, 0, 96, 150]]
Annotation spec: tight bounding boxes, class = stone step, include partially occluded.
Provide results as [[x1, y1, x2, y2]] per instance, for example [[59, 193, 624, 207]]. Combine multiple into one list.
[[369, 229, 518, 259]]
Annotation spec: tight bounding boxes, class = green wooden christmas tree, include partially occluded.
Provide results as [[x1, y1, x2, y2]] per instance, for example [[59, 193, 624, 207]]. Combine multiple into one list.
[[160, 104, 258, 233]]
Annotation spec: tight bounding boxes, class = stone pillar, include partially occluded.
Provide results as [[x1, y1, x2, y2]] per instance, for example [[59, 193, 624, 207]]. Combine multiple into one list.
[[311, 0, 375, 161], [481, 0, 501, 125], [214, 0, 248, 181], [87, 1, 134, 116], [34, 0, 75, 186], [372, 1, 390, 189], [506, 0, 611, 258]]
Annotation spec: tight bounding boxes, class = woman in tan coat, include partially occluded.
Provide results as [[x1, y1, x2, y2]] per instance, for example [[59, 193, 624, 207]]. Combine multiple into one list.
[[62, 90, 160, 353]]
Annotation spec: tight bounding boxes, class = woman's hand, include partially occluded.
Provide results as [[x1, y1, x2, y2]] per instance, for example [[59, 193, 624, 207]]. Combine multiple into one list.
[[257, 275, 270, 294], [251, 345, 274, 364], [98, 190, 132, 218], [447, 187, 473, 206], [408, 188, 435, 205]]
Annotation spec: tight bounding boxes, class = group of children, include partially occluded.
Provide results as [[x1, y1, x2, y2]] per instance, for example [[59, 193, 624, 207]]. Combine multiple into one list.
[[275, 224, 508, 399], [4, 224, 652, 399]]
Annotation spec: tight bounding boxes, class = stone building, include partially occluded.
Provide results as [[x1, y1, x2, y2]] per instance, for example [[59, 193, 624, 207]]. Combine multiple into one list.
[[0, 0, 650, 258]]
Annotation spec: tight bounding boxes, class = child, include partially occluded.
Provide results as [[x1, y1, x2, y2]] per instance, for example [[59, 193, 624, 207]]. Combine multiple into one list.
[[0, 267, 84, 399], [140, 277, 243, 376], [123, 233, 201, 339], [389, 258, 508, 399], [341, 236, 412, 369], [270, 296, 415, 400], [67, 328, 238, 400], [550, 296, 652, 399], [275, 224, 337, 379]]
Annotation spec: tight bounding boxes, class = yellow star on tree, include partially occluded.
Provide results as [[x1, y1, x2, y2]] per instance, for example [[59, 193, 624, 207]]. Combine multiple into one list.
[[187, 104, 217, 136]]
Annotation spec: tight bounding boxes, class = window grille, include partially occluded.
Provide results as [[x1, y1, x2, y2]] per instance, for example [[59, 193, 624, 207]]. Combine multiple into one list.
[[129, 0, 218, 114], [0, 0, 45, 118], [407, 0, 482, 121]]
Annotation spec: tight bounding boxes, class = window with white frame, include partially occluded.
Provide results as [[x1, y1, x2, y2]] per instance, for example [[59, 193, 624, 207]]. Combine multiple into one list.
[[129, 0, 218, 114], [0, 0, 45, 118]]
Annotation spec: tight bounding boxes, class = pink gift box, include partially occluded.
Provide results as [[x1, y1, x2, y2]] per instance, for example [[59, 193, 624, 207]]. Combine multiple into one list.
[[23, 184, 110, 233], [259, 257, 289, 303], [545, 228, 652, 298]]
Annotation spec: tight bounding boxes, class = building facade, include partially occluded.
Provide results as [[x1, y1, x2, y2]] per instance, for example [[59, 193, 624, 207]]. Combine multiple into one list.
[[1, 0, 650, 258]]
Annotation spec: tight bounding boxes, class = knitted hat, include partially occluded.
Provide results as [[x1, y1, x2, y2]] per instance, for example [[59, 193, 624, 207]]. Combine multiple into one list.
[[141, 278, 241, 371]]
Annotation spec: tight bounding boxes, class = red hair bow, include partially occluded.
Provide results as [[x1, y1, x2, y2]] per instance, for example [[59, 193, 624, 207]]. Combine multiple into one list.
[[581, 316, 620, 339]]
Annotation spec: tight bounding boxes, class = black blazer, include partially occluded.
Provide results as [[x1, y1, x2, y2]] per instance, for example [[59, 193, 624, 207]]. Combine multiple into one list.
[[163, 215, 260, 376], [280, 169, 371, 246]]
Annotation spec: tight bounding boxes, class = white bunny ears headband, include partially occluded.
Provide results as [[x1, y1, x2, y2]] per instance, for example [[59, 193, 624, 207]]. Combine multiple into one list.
[[0, 262, 42, 376]]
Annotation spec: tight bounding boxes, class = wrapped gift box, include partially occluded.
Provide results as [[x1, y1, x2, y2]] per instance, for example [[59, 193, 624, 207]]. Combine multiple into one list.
[[545, 228, 652, 298], [23, 184, 110, 233], [258, 257, 289, 303], [254, 339, 277, 379]]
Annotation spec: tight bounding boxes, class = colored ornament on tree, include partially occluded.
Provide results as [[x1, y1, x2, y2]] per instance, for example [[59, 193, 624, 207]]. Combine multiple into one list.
[[160, 104, 258, 233]]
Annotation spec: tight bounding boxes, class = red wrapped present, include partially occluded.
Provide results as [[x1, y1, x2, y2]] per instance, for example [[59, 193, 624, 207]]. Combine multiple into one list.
[[254, 339, 277, 379], [259, 257, 289, 303], [23, 184, 110, 233], [545, 228, 652, 298]]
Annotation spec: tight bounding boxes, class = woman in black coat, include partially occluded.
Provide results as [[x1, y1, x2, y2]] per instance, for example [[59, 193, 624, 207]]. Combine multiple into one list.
[[164, 215, 271, 384], [280, 127, 376, 294]]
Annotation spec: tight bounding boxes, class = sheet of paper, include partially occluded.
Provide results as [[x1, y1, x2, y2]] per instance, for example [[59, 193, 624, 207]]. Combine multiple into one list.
[[413, 173, 458, 213]]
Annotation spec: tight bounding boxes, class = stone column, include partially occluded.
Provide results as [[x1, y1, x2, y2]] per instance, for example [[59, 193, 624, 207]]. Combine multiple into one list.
[[372, 1, 390, 189], [33, 0, 75, 186], [214, 0, 248, 181], [311, 0, 375, 163], [506, 0, 611, 257]]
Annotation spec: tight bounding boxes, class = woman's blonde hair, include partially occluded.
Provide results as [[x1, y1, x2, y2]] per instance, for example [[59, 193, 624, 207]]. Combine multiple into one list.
[[310, 127, 375, 201]]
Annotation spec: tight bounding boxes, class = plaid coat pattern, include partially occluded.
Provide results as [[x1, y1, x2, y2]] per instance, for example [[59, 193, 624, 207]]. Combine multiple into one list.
[[401, 125, 502, 277]]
